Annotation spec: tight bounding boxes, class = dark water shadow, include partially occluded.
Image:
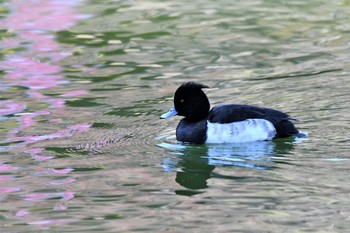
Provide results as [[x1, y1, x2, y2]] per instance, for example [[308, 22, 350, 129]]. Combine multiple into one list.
[[159, 139, 300, 196]]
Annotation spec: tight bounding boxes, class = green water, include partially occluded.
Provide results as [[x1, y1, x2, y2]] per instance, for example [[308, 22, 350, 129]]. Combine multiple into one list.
[[1, 0, 350, 232]]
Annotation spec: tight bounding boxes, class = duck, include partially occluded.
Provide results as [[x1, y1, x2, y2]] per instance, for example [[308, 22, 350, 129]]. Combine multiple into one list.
[[160, 82, 303, 144]]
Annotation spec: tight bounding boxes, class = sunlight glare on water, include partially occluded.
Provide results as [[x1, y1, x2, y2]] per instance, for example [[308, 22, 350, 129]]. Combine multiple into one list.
[[0, 0, 350, 232]]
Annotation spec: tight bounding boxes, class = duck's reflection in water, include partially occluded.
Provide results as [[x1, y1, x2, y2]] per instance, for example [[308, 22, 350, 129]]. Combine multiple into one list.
[[160, 140, 296, 196]]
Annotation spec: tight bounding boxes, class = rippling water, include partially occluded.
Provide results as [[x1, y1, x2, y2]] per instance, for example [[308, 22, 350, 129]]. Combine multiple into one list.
[[1, 0, 350, 232]]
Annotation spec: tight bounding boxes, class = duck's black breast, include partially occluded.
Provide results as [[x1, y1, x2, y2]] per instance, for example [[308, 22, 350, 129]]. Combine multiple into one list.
[[207, 104, 299, 137], [176, 119, 207, 144]]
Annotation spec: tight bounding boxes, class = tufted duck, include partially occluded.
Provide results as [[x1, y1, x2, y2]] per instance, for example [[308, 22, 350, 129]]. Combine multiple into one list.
[[160, 82, 302, 144]]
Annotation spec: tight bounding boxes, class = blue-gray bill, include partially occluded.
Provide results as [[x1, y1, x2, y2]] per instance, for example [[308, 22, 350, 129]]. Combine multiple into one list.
[[160, 107, 178, 119]]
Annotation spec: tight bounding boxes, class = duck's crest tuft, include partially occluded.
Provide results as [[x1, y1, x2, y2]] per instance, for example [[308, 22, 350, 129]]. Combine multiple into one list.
[[181, 82, 209, 89]]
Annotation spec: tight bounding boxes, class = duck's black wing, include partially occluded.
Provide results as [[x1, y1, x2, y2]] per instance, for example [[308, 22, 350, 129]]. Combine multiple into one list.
[[207, 104, 299, 137]]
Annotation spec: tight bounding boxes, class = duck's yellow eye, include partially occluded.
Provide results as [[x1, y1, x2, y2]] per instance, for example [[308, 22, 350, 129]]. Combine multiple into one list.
[[180, 99, 184, 103]]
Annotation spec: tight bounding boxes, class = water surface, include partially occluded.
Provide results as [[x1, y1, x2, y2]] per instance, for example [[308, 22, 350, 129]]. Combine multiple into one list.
[[1, 0, 350, 232]]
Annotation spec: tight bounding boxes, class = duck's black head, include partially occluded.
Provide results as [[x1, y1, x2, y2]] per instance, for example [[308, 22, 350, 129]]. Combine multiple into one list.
[[160, 82, 210, 121]]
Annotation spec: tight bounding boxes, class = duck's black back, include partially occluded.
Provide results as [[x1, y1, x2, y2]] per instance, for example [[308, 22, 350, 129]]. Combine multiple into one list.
[[207, 104, 299, 138]]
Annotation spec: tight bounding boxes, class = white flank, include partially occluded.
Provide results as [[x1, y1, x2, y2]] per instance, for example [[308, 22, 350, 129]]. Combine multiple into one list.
[[205, 119, 276, 144]]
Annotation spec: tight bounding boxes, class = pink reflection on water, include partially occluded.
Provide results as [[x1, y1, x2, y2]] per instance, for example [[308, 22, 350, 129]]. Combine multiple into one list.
[[2, 0, 87, 31], [0, 187, 22, 193], [22, 191, 75, 202], [26, 148, 54, 161], [1, 0, 92, 151], [46, 98, 65, 108], [28, 91, 46, 99], [11, 123, 92, 147], [16, 209, 29, 217], [0, 162, 19, 171], [1, 1, 92, 223], [0, 100, 26, 115], [18, 31, 61, 52], [47, 168, 74, 175], [22, 92, 66, 109], [2, 56, 68, 90], [20, 111, 50, 128], [0, 175, 16, 181], [4, 56, 62, 76], [62, 191, 75, 202]]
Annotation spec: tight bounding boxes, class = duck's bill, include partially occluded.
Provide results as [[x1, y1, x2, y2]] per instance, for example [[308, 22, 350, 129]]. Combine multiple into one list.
[[160, 107, 178, 119]]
